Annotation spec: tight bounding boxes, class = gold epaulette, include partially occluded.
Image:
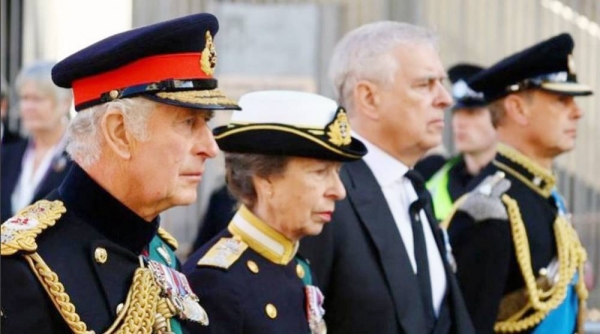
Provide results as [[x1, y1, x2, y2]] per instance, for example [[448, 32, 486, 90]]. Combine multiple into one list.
[[1, 200, 66, 256], [197, 236, 248, 269], [157, 227, 179, 250]]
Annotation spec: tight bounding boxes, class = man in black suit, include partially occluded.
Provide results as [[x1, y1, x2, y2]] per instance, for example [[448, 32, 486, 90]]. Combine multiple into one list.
[[300, 21, 474, 334]]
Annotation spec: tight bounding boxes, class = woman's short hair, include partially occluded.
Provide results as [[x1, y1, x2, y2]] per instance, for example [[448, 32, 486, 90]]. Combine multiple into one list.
[[225, 153, 290, 208]]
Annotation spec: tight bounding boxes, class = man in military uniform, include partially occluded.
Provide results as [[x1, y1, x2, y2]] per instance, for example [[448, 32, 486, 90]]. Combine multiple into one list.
[[425, 63, 496, 222], [1, 13, 239, 333], [445, 33, 591, 333]]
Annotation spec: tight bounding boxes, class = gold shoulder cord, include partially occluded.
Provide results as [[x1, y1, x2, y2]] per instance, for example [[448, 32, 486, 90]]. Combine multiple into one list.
[[4, 202, 178, 334], [157, 228, 179, 250], [494, 195, 588, 333]]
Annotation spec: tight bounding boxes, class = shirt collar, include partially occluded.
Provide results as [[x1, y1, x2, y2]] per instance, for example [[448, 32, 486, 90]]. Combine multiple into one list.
[[227, 205, 298, 265], [352, 132, 409, 187], [58, 164, 159, 255], [493, 143, 556, 198]]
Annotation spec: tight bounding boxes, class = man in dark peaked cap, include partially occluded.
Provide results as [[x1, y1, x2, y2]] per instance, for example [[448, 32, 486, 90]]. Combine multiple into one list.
[[444, 33, 592, 334], [424, 63, 497, 222], [1, 13, 238, 333]]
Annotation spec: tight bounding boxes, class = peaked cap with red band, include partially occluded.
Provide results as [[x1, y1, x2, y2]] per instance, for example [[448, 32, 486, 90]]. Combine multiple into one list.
[[52, 13, 239, 111]]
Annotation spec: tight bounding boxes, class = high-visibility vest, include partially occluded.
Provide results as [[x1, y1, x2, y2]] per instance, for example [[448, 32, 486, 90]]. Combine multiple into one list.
[[426, 157, 460, 222]]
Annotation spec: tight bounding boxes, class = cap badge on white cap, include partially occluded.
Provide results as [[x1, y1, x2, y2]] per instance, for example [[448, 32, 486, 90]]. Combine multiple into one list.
[[326, 108, 351, 147]]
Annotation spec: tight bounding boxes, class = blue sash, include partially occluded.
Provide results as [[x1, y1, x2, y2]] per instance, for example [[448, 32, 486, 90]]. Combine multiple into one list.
[[532, 190, 578, 334]]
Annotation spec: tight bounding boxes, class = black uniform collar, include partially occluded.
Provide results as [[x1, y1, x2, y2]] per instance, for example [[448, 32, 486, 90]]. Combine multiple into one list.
[[492, 143, 555, 198], [58, 163, 159, 254]]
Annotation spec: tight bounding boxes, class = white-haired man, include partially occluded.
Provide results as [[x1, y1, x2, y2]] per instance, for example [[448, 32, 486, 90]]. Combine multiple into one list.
[[300, 21, 474, 334], [1, 13, 239, 333]]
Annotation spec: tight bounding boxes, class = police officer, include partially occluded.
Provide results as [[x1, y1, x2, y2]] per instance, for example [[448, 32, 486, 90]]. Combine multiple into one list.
[[1, 13, 239, 333], [426, 64, 496, 222], [445, 33, 591, 334], [183, 91, 367, 333]]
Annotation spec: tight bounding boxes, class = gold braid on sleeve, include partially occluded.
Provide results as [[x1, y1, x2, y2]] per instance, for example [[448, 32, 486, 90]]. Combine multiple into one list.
[[494, 195, 588, 333]]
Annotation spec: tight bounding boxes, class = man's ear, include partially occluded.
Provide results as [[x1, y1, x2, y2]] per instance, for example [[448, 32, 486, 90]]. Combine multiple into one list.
[[353, 80, 381, 121], [101, 109, 134, 160], [503, 94, 529, 126]]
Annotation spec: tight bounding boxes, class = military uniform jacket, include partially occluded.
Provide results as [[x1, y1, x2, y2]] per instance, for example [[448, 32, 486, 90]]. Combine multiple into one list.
[[184, 205, 323, 334], [1, 164, 191, 333], [446, 144, 587, 334], [299, 160, 475, 334]]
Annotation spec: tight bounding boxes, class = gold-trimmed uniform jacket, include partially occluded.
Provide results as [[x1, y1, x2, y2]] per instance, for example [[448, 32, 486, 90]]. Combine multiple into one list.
[[183, 205, 326, 334], [1, 164, 199, 334], [444, 144, 587, 333]]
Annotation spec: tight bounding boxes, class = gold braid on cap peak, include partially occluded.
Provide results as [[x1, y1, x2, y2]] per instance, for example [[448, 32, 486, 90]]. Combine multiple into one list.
[[494, 195, 588, 333], [156, 90, 238, 106]]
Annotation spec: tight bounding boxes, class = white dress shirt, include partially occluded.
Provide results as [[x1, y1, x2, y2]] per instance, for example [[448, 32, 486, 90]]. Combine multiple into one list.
[[353, 132, 447, 316]]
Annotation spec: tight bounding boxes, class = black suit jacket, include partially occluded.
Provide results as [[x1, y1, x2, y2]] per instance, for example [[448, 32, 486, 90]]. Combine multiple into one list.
[[1, 139, 73, 222], [300, 160, 474, 334]]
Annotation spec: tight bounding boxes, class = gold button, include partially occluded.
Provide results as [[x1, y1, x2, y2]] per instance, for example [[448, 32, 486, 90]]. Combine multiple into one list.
[[296, 264, 305, 279], [265, 303, 277, 319], [94, 247, 108, 264], [109, 90, 119, 99], [247, 260, 259, 274], [116, 303, 124, 315], [539, 268, 548, 277]]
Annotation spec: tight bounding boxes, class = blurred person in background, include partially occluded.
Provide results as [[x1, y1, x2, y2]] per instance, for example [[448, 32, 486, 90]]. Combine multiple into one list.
[[299, 21, 474, 334], [1, 73, 22, 145], [184, 90, 367, 333], [1, 61, 73, 222], [425, 63, 496, 222]]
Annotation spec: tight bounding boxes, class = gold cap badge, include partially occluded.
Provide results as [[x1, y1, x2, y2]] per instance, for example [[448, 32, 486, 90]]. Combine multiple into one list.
[[327, 107, 352, 147], [200, 30, 217, 76]]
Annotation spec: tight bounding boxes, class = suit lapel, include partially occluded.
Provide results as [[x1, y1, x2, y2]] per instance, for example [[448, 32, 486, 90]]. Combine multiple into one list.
[[423, 193, 475, 334], [343, 161, 426, 334]]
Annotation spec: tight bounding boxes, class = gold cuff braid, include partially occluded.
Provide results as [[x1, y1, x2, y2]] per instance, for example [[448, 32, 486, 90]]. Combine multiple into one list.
[[494, 195, 588, 333]]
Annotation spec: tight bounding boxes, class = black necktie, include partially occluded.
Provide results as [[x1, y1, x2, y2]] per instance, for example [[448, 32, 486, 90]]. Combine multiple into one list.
[[405, 169, 436, 331]]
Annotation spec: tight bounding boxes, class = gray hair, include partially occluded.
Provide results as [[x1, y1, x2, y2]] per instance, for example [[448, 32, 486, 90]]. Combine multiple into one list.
[[225, 153, 290, 208], [67, 97, 155, 166], [15, 61, 72, 104], [328, 21, 438, 113]]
